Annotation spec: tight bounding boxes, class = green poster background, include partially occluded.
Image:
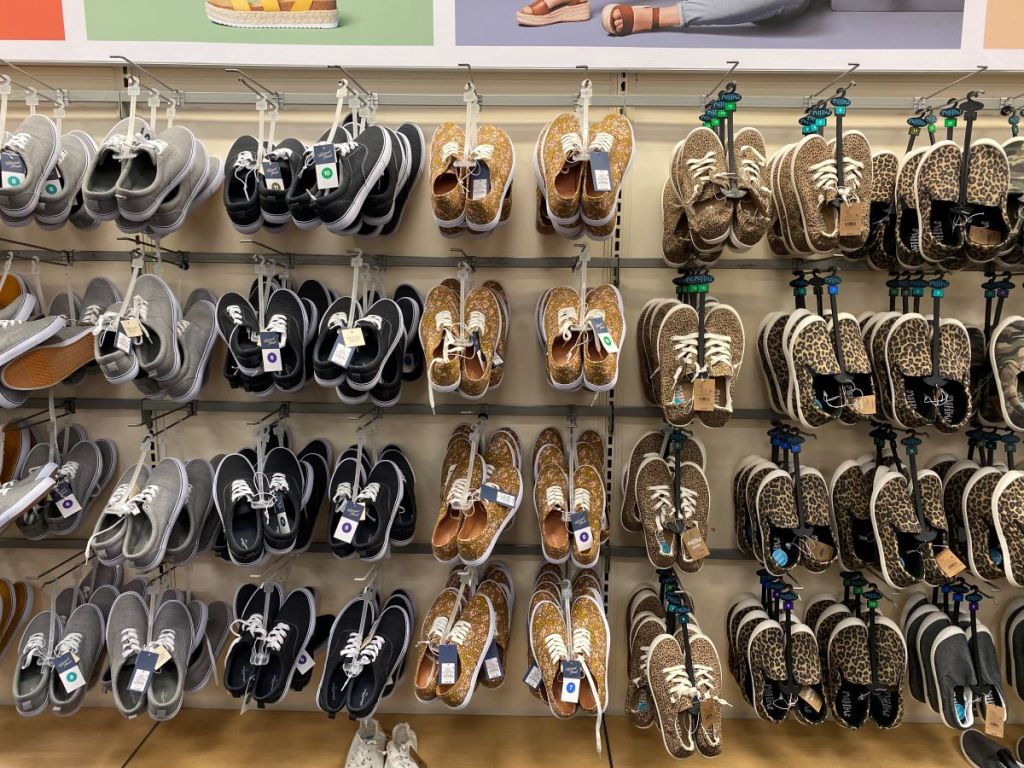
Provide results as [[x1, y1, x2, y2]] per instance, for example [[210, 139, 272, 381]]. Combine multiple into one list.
[[84, 0, 433, 46]]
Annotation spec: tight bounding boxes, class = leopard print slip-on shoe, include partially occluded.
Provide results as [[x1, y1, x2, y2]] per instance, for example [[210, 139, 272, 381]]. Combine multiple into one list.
[[860, 151, 899, 268], [786, 314, 845, 429], [918, 469, 952, 587], [869, 468, 931, 589], [733, 457, 762, 556], [943, 459, 979, 565], [915, 140, 965, 266], [828, 312, 877, 424], [831, 459, 879, 571], [789, 623, 828, 725], [797, 466, 839, 573], [883, 313, 935, 429], [965, 139, 1014, 265], [993, 471, 1024, 586], [827, 616, 873, 729], [755, 468, 801, 575], [747, 619, 791, 723], [745, 461, 778, 565], [962, 465, 1007, 582], [869, 615, 908, 730], [894, 146, 930, 270]]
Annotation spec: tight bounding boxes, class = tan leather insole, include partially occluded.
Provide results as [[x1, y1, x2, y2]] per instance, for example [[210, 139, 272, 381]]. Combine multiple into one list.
[[432, 510, 461, 548], [434, 172, 460, 196], [415, 654, 437, 690], [544, 512, 569, 548], [459, 503, 487, 541], [555, 164, 584, 198], [553, 332, 581, 365]]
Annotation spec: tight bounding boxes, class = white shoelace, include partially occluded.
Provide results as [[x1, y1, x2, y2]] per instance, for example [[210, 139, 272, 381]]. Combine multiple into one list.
[[105, 482, 134, 513], [264, 622, 289, 653], [356, 482, 380, 505], [664, 663, 700, 704], [560, 133, 584, 161], [175, 319, 191, 336], [332, 482, 353, 508], [225, 305, 246, 327], [543, 632, 569, 667], [265, 314, 289, 340], [20, 632, 47, 668], [427, 615, 449, 644], [446, 477, 473, 512], [340, 631, 362, 663], [230, 479, 256, 504], [670, 332, 732, 387], [557, 306, 580, 342], [129, 295, 150, 328], [152, 628, 176, 655], [233, 613, 267, 641], [3, 133, 29, 153], [573, 487, 592, 522], [357, 635, 385, 665], [809, 158, 839, 205], [441, 140, 461, 163], [465, 310, 486, 338], [838, 157, 865, 203], [739, 147, 767, 188], [326, 311, 351, 332], [572, 627, 592, 659], [136, 138, 169, 155], [692, 662, 731, 708], [268, 473, 289, 495], [0, 480, 15, 497], [80, 304, 103, 326], [120, 627, 142, 658], [447, 619, 472, 647], [686, 152, 720, 190], [127, 485, 158, 514], [361, 315, 383, 333], [544, 485, 566, 513], [648, 484, 697, 534], [470, 144, 494, 163], [233, 150, 258, 170], [57, 461, 79, 481], [589, 132, 614, 154], [0, 319, 25, 329]]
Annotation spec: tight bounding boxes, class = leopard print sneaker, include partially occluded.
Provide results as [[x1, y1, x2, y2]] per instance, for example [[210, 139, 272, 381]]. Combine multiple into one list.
[[993, 470, 1024, 585], [942, 459, 978, 565], [827, 616, 872, 729], [935, 318, 973, 433], [918, 469, 952, 587], [635, 456, 677, 568], [894, 146, 929, 269], [915, 141, 966, 265], [674, 127, 731, 247], [747, 619, 791, 723], [837, 130, 873, 253], [831, 459, 879, 571], [621, 431, 665, 533], [626, 611, 665, 728], [828, 312, 876, 424], [792, 134, 839, 254], [662, 175, 694, 267], [962, 466, 1007, 582], [863, 151, 899, 270], [765, 152, 790, 256], [745, 461, 779, 565], [869, 468, 931, 589], [698, 303, 744, 429], [582, 283, 625, 391], [656, 303, 700, 427], [646, 633, 697, 757], [777, 144, 813, 256], [690, 632, 728, 757], [965, 139, 1014, 265], [730, 127, 772, 251]]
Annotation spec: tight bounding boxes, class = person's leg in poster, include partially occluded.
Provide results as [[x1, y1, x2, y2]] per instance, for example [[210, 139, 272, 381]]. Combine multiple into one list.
[[601, 0, 811, 36]]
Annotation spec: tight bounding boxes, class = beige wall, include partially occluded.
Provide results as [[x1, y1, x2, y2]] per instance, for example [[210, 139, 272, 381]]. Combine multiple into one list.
[[0, 65, 1020, 726]]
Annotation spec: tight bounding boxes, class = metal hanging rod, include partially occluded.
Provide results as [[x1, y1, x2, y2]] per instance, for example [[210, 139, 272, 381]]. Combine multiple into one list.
[[111, 56, 183, 105], [0, 60, 68, 106], [805, 63, 859, 104], [916, 65, 988, 107], [702, 60, 740, 102], [225, 67, 283, 108], [328, 65, 371, 97]]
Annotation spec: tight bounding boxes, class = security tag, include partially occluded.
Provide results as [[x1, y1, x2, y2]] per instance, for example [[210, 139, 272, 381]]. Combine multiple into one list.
[[260, 331, 282, 373], [570, 509, 594, 553], [483, 641, 503, 681], [53, 652, 86, 693], [0, 151, 27, 189], [589, 150, 612, 192], [560, 660, 583, 703], [262, 160, 284, 190], [588, 316, 618, 354], [479, 483, 516, 509], [129, 650, 159, 693], [438, 643, 458, 686], [313, 142, 339, 191], [523, 663, 543, 689], [333, 500, 365, 544], [52, 480, 81, 518]]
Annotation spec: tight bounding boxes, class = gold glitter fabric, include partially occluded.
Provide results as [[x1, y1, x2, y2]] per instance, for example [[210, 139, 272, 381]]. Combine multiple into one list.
[[621, 431, 665, 532], [466, 124, 515, 232], [792, 134, 839, 254], [575, 442, 602, 472], [457, 461, 522, 565], [535, 187, 555, 235], [460, 286, 501, 398], [570, 593, 609, 714], [532, 427, 566, 470], [662, 176, 693, 266], [412, 587, 464, 702], [430, 122, 468, 228], [543, 286, 585, 388], [676, 461, 710, 574], [627, 613, 664, 728], [581, 113, 634, 227], [483, 281, 510, 389], [483, 561, 514, 595], [656, 303, 699, 426], [535, 443, 567, 475], [477, 579, 512, 689], [542, 113, 586, 225], [535, 562, 562, 589], [699, 303, 745, 428], [578, 428, 603, 453], [440, 433, 471, 502], [484, 433, 517, 471], [571, 463, 604, 568], [491, 425, 521, 457], [419, 285, 461, 392], [438, 592, 496, 708], [572, 569, 602, 601], [646, 633, 696, 758], [535, 462, 570, 562], [432, 454, 483, 562], [583, 283, 624, 390], [529, 595, 576, 718], [674, 127, 731, 245], [732, 127, 772, 249]]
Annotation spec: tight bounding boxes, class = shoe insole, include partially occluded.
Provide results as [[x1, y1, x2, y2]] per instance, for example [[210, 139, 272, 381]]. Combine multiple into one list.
[[795, 684, 828, 724], [894, 532, 926, 580], [898, 204, 920, 251], [811, 373, 846, 417], [966, 204, 1009, 244], [759, 678, 790, 722], [835, 682, 870, 727], [851, 517, 879, 563], [928, 200, 964, 247], [544, 511, 569, 551], [229, 501, 260, 554]]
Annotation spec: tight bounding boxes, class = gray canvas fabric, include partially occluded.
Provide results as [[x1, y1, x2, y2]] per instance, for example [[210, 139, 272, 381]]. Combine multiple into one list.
[[185, 600, 230, 692], [959, 730, 1023, 768], [127, 274, 183, 383], [78, 562, 121, 602], [165, 459, 214, 566], [147, 599, 193, 721], [80, 277, 121, 328], [905, 604, 938, 703], [970, 623, 1007, 719], [35, 131, 96, 226], [105, 590, 149, 718], [13, 610, 60, 716], [163, 298, 216, 403], [149, 142, 215, 237], [185, 288, 217, 312], [48, 291, 80, 321], [0, 316, 65, 368], [93, 438, 119, 499], [115, 125, 198, 222], [89, 464, 148, 566], [44, 439, 102, 534], [49, 602, 104, 715], [0, 114, 61, 218], [123, 457, 187, 572], [83, 117, 152, 220], [88, 584, 120, 623], [930, 625, 978, 729], [918, 611, 952, 711]]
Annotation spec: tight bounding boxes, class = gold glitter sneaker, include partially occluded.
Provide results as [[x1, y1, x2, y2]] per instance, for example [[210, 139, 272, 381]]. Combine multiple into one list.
[[570, 463, 605, 569], [483, 281, 509, 389], [437, 592, 496, 709], [535, 462, 571, 564], [580, 113, 635, 231], [419, 285, 462, 398], [674, 127, 731, 247], [411, 586, 465, 702], [459, 286, 502, 399], [477, 576, 512, 689], [440, 429, 472, 501], [542, 286, 585, 390], [529, 595, 576, 718], [431, 454, 484, 563], [456, 453, 522, 566], [576, 441, 602, 474], [570, 592, 610, 748], [466, 124, 516, 234], [540, 113, 586, 230], [731, 127, 772, 250], [430, 122, 467, 230], [646, 633, 698, 757], [532, 426, 566, 476], [582, 284, 625, 391], [656, 303, 700, 427]]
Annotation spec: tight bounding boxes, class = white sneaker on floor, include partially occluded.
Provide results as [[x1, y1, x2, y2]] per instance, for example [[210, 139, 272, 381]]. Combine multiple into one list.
[[384, 723, 421, 768], [345, 719, 386, 768]]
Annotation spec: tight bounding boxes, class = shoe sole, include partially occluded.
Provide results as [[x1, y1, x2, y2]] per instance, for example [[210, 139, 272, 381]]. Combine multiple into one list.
[[0, 463, 58, 533], [1, 332, 94, 390], [205, 3, 338, 27]]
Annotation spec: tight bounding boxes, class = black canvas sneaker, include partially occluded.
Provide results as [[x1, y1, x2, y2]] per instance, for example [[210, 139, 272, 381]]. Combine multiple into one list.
[[379, 445, 416, 546], [316, 590, 379, 716], [380, 123, 426, 237], [223, 583, 282, 698], [262, 288, 309, 392], [213, 453, 263, 566], [361, 127, 403, 227], [394, 284, 425, 382], [312, 296, 361, 387], [346, 298, 405, 392], [318, 125, 393, 233], [344, 596, 412, 720], [258, 138, 304, 226], [253, 587, 316, 705], [370, 321, 406, 408], [223, 135, 262, 234], [294, 453, 328, 554], [262, 447, 305, 555], [353, 460, 404, 562], [327, 454, 367, 559]]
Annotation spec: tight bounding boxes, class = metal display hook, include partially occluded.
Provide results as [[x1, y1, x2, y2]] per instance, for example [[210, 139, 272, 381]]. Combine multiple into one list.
[[701, 60, 740, 104], [111, 56, 184, 108], [132, 401, 198, 437], [246, 402, 290, 428], [804, 63, 858, 106], [0, 238, 73, 267], [225, 67, 283, 110], [915, 65, 987, 109], [241, 239, 296, 271], [0, 60, 68, 108]]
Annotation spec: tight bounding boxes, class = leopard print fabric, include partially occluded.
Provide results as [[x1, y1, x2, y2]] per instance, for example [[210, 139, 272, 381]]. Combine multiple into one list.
[[745, 463, 776, 563], [803, 597, 838, 636], [885, 314, 934, 429], [734, 462, 757, 556], [869, 314, 901, 422], [793, 135, 839, 253], [965, 142, 1013, 263], [767, 313, 792, 410], [828, 619, 872, 729], [895, 149, 927, 269], [790, 316, 843, 427], [964, 468, 1006, 581], [790, 628, 828, 725], [626, 615, 665, 728], [869, 618, 907, 729], [935, 320, 973, 433], [815, 605, 852, 687], [838, 131, 874, 252], [657, 303, 699, 427], [748, 622, 790, 722], [831, 461, 875, 570], [871, 471, 925, 589], [918, 470, 951, 586], [943, 462, 979, 563], [916, 142, 964, 265], [994, 473, 1024, 585], [757, 471, 799, 575], [729, 606, 767, 698], [799, 468, 839, 572], [833, 315, 876, 424]]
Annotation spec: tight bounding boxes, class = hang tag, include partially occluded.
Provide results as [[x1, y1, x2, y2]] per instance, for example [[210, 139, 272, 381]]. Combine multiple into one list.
[[341, 327, 365, 348], [985, 703, 1005, 737], [330, 338, 355, 369], [682, 526, 710, 560], [935, 547, 967, 578], [53, 652, 86, 693], [469, 162, 491, 201], [150, 643, 172, 670], [121, 317, 143, 339], [492, 351, 504, 367], [804, 538, 835, 563], [523, 663, 543, 690], [274, 494, 291, 536], [129, 650, 159, 693], [570, 509, 594, 553], [479, 483, 516, 509], [52, 480, 82, 518], [699, 698, 717, 720], [333, 500, 365, 544], [262, 160, 284, 191], [672, 385, 688, 407], [854, 394, 877, 415], [839, 201, 868, 236], [313, 142, 339, 191], [589, 150, 612, 193], [43, 166, 63, 196], [259, 331, 282, 373], [115, 332, 132, 354], [295, 650, 315, 676], [799, 685, 824, 713], [483, 641, 503, 681], [0, 151, 27, 189], [560, 660, 583, 704], [970, 226, 1003, 246], [588, 316, 619, 354], [693, 378, 716, 412], [438, 643, 458, 686]]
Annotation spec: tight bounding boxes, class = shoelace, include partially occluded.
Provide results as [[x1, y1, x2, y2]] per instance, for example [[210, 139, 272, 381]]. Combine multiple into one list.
[[357, 635, 385, 665], [560, 133, 584, 162], [233, 150, 258, 170], [573, 487, 592, 524], [670, 332, 732, 386], [136, 137, 169, 155], [589, 132, 614, 154], [545, 485, 566, 513], [385, 742, 417, 768], [57, 461, 79, 482], [232, 613, 267, 641], [557, 306, 580, 342], [268, 473, 289, 495], [355, 482, 380, 505], [447, 619, 472, 647], [809, 158, 839, 204], [446, 477, 473, 513], [80, 304, 103, 326], [571, 627, 592, 659], [349, 736, 386, 768], [632, 642, 656, 688], [441, 140, 461, 163], [340, 631, 362, 663], [427, 615, 449, 645], [175, 319, 191, 336], [838, 157, 866, 203], [230, 479, 256, 504], [648, 484, 698, 536], [692, 662, 731, 707], [332, 482, 353, 508], [686, 152, 720, 190], [739, 147, 767, 188], [128, 296, 151, 336], [361, 315, 383, 332], [127, 485, 158, 515], [571, 628, 606, 753], [470, 144, 494, 163], [3, 133, 30, 153], [105, 482, 134, 512], [0, 480, 15, 498], [265, 314, 289, 339], [543, 632, 569, 667], [20, 632, 47, 669], [465, 310, 486, 337], [0, 319, 25, 329], [664, 663, 700, 704], [264, 622, 290, 653], [152, 627, 176, 655], [120, 627, 142, 658], [225, 305, 246, 327], [326, 311, 351, 331]]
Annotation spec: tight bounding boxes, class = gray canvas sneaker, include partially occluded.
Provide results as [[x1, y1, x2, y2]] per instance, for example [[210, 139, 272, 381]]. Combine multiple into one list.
[[0, 114, 61, 219], [147, 598, 194, 721], [929, 624, 978, 729], [12, 610, 60, 716], [79, 277, 121, 329], [115, 125, 198, 223], [165, 459, 214, 566], [0, 316, 65, 368], [125, 274, 183, 383], [43, 440, 102, 535], [105, 590, 149, 718], [185, 600, 230, 692], [150, 144, 223, 237], [163, 296, 216, 403], [48, 601, 104, 716], [0, 462, 58, 534], [88, 585, 120, 624], [94, 302, 140, 385], [83, 117, 152, 220], [92, 438, 119, 501], [0, 293, 37, 324], [35, 131, 97, 228], [122, 457, 188, 572], [14, 441, 55, 540]]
